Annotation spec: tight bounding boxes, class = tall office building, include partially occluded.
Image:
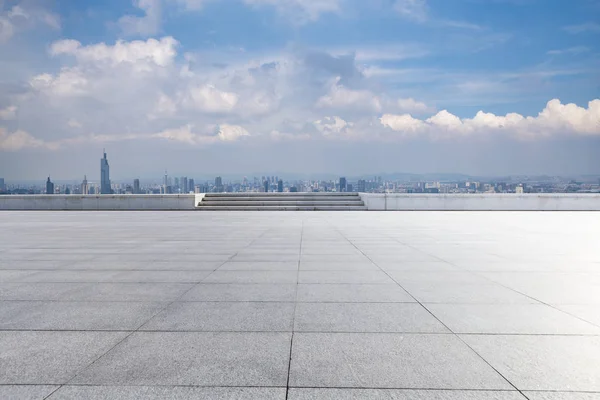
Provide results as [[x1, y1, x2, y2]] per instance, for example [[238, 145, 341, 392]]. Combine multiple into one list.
[[82, 175, 89, 195], [163, 171, 168, 194], [215, 176, 223, 192], [264, 180, 269, 193], [174, 177, 180, 190], [357, 179, 366, 193], [339, 177, 347, 192], [181, 177, 188, 193], [0, 177, 5, 191], [347, 183, 353, 192], [188, 179, 195, 193], [100, 150, 111, 194], [46, 177, 54, 194], [133, 179, 140, 194], [277, 180, 283, 193]]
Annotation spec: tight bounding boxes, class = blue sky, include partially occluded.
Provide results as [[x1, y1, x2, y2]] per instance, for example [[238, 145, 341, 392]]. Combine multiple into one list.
[[0, 0, 599, 179]]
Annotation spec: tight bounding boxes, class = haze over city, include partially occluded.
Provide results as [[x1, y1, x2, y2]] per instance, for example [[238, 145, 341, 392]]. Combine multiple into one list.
[[1, 0, 599, 180]]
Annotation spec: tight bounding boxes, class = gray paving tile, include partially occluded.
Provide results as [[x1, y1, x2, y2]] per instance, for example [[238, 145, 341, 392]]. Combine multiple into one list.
[[113, 270, 214, 283], [0, 301, 165, 330], [180, 283, 297, 302], [142, 301, 295, 331], [377, 262, 461, 272], [72, 332, 291, 386], [66, 261, 222, 271], [219, 261, 299, 271], [49, 386, 286, 400], [0, 385, 59, 400], [295, 303, 448, 332], [289, 333, 512, 389], [0, 270, 40, 283], [60, 283, 194, 302], [404, 283, 536, 304], [462, 335, 600, 391], [298, 271, 394, 284], [299, 261, 379, 271], [288, 388, 526, 399], [556, 305, 600, 327], [296, 284, 414, 303], [523, 393, 600, 400], [203, 270, 298, 283], [0, 282, 89, 301], [0, 331, 128, 384], [427, 304, 600, 334]]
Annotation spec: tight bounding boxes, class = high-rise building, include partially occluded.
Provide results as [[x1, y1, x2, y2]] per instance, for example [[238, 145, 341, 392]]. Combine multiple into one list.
[[0, 177, 5, 191], [133, 179, 140, 194], [339, 177, 347, 192], [174, 177, 180, 189], [181, 177, 188, 193], [82, 175, 89, 195], [188, 179, 195, 193], [100, 150, 111, 194], [215, 177, 223, 192], [357, 179, 366, 192], [347, 183, 353, 192], [264, 180, 269, 193], [277, 180, 283, 192], [65, 187, 71, 195], [46, 177, 54, 195], [163, 171, 168, 194]]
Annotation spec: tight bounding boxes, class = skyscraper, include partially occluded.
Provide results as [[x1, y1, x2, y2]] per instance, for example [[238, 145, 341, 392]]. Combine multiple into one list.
[[358, 179, 366, 192], [0, 177, 5, 191], [188, 179, 195, 193], [163, 171, 168, 194], [46, 177, 54, 194], [339, 177, 347, 192], [215, 177, 223, 192], [133, 179, 140, 194], [100, 150, 111, 194], [264, 180, 269, 193], [181, 177, 188, 193], [82, 175, 89, 195], [277, 180, 283, 192]]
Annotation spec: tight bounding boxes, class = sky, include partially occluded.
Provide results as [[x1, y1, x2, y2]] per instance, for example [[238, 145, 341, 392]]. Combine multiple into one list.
[[0, 0, 599, 180]]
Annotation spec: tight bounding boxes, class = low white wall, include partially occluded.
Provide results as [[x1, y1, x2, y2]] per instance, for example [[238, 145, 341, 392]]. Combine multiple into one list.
[[0, 195, 196, 210], [359, 193, 600, 211]]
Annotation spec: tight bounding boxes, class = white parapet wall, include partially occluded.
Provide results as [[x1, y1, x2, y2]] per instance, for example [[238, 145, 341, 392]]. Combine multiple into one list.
[[359, 193, 600, 211], [0, 195, 197, 210]]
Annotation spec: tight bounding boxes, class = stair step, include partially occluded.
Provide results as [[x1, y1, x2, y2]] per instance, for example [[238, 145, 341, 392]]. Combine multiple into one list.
[[202, 197, 361, 202], [200, 201, 364, 206], [196, 205, 368, 211], [204, 193, 359, 197]]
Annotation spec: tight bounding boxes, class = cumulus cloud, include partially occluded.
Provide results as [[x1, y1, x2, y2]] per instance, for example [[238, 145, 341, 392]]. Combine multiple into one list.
[[50, 36, 178, 69], [397, 98, 431, 113], [0, 2, 60, 43], [118, 0, 162, 37], [380, 99, 600, 138], [0, 128, 55, 151], [0, 105, 17, 120], [243, 0, 340, 23], [314, 116, 353, 136], [316, 81, 382, 113], [182, 85, 239, 113], [216, 124, 250, 141]]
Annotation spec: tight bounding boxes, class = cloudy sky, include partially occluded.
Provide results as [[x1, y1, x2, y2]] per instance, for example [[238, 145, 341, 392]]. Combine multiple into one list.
[[1, 0, 599, 180]]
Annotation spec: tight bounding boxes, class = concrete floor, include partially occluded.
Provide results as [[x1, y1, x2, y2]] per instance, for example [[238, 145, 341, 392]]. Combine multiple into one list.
[[0, 211, 599, 399]]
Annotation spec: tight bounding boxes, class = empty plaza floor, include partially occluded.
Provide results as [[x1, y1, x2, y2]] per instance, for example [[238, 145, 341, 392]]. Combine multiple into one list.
[[0, 211, 599, 399]]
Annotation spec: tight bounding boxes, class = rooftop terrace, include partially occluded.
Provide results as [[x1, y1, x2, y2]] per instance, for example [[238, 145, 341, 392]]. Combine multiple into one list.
[[1, 211, 599, 399]]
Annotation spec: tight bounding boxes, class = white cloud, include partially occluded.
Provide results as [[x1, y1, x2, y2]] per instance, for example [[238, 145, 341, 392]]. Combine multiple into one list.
[[149, 93, 177, 119], [67, 118, 82, 128], [118, 0, 162, 37], [547, 46, 589, 56], [243, 0, 340, 23], [381, 99, 600, 138], [0, 2, 60, 43], [563, 23, 600, 34], [171, 0, 211, 10], [394, 0, 428, 22], [182, 85, 239, 113], [50, 36, 179, 69], [216, 124, 250, 141], [29, 68, 89, 96], [316, 81, 382, 113], [152, 125, 198, 144], [397, 98, 431, 113], [314, 116, 353, 136], [0, 105, 17, 120], [0, 128, 54, 151]]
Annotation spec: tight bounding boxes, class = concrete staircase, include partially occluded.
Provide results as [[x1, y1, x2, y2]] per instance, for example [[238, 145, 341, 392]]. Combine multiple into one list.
[[196, 192, 367, 211]]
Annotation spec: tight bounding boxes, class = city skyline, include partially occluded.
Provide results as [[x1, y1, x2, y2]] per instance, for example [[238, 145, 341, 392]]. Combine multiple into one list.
[[1, 0, 599, 179]]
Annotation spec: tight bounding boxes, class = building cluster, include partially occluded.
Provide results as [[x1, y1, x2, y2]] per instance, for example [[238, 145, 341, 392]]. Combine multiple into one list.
[[1, 151, 600, 195]]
